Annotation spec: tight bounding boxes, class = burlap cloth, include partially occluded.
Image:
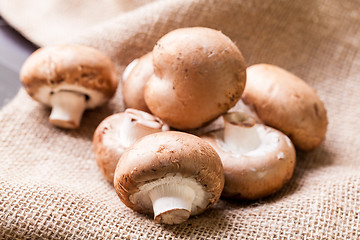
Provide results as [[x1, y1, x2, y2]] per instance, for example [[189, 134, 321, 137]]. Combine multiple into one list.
[[1, 0, 359, 239]]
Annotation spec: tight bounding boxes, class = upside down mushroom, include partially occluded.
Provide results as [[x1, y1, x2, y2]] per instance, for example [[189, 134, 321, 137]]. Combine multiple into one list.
[[201, 112, 296, 200], [20, 44, 118, 129], [114, 131, 225, 225], [93, 108, 169, 183], [242, 64, 328, 151], [144, 27, 246, 130]]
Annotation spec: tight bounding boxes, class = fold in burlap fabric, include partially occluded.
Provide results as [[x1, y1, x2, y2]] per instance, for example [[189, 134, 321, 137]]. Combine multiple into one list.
[[1, 0, 360, 238]]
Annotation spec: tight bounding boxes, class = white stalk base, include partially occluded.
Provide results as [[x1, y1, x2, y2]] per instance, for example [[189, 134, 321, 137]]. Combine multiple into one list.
[[49, 91, 86, 129], [223, 113, 261, 154], [148, 183, 196, 225]]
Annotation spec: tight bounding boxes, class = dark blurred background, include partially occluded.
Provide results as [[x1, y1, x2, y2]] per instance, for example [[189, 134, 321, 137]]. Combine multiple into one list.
[[0, 16, 37, 108]]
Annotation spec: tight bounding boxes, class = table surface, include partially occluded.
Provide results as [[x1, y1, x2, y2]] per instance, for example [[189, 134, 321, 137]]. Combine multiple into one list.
[[0, 16, 37, 108]]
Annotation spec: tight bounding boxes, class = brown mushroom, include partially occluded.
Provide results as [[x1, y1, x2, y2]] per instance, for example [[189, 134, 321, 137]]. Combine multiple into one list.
[[144, 27, 246, 130], [242, 64, 328, 151], [122, 52, 153, 112], [114, 131, 224, 225], [20, 44, 118, 129], [201, 112, 296, 200], [93, 108, 169, 183]]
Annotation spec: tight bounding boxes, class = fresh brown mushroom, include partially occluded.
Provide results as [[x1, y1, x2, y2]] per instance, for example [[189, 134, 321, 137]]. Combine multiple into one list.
[[93, 108, 169, 183], [20, 44, 118, 129], [114, 131, 225, 225], [242, 64, 328, 151], [122, 52, 153, 112], [144, 27, 247, 130], [201, 112, 296, 200]]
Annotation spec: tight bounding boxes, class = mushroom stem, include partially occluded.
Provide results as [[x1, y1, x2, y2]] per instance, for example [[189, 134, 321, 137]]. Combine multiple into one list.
[[148, 183, 195, 225], [223, 112, 261, 154], [49, 91, 86, 129], [119, 109, 167, 148]]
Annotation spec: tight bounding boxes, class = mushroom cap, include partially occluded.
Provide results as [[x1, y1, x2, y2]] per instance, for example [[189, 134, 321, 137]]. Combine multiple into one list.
[[144, 27, 246, 130], [242, 64, 328, 151], [113, 131, 224, 215], [202, 124, 296, 200], [93, 109, 168, 183], [20, 44, 118, 108], [122, 52, 153, 112], [93, 113, 127, 183]]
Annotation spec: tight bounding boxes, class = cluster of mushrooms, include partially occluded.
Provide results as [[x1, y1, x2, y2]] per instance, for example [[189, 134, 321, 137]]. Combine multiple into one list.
[[20, 27, 328, 225]]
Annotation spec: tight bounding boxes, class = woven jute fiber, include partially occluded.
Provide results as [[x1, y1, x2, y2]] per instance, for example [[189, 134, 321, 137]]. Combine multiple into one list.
[[1, 0, 360, 239]]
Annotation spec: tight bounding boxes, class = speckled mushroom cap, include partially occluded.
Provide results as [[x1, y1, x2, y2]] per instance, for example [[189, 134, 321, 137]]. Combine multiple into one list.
[[144, 27, 246, 130], [242, 64, 328, 151], [93, 109, 169, 183], [20, 44, 118, 108], [122, 52, 153, 112], [113, 131, 224, 219], [201, 112, 296, 200]]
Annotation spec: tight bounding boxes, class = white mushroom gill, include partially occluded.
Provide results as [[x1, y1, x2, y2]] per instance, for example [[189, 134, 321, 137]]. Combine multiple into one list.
[[36, 83, 108, 128], [49, 90, 86, 129], [36, 84, 107, 109], [130, 175, 211, 225], [118, 109, 168, 148], [243, 126, 281, 158], [220, 112, 280, 157]]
